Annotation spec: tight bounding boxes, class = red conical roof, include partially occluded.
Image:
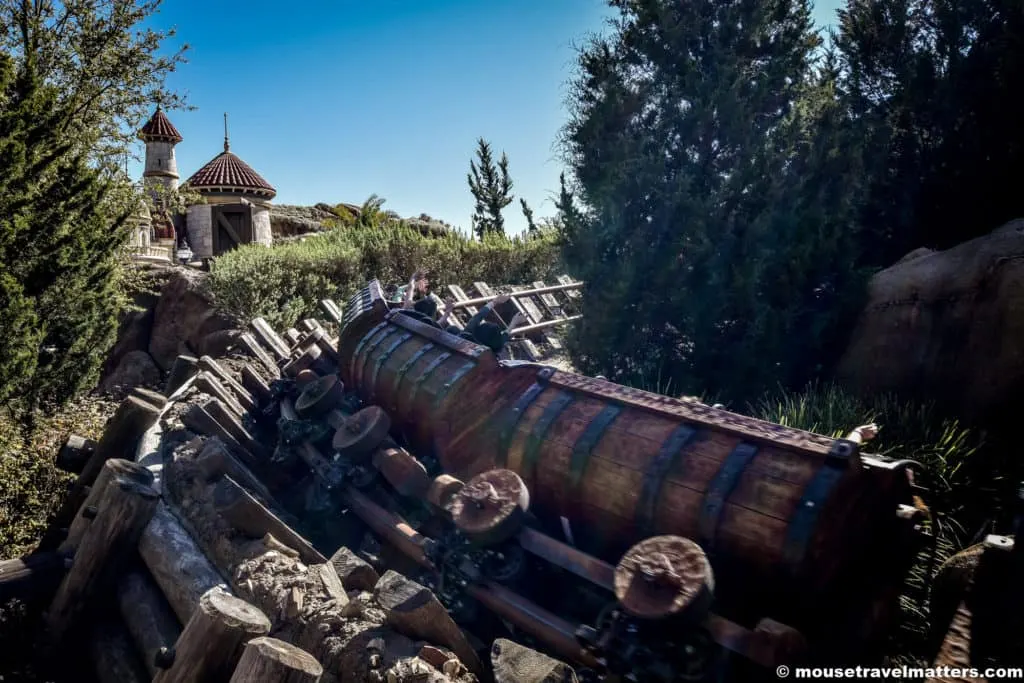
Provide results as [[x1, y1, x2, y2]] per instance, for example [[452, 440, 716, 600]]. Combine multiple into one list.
[[139, 107, 183, 143], [184, 148, 276, 200]]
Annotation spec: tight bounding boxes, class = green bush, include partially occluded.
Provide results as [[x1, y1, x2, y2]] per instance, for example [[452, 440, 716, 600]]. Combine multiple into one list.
[[206, 222, 563, 329]]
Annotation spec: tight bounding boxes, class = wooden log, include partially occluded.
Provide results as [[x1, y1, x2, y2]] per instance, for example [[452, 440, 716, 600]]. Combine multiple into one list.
[[39, 396, 162, 552], [132, 386, 169, 411], [0, 552, 65, 602], [181, 403, 258, 469], [229, 636, 323, 683], [198, 355, 257, 411], [373, 570, 484, 676], [117, 568, 183, 678], [299, 318, 322, 333], [203, 399, 271, 461], [55, 434, 96, 474], [491, 638, 579, 683], [328, 546, 379, 591], [139, 501, 231, 625], [241, 364, 273, 405], [90, 618, 150, 683], [250, 317, 291, 361], [165, 355, 199, 397], [212, 474, 326, 565], [194, 371, 246, 418], [320, 299, 343, 325], [45, 460, 160, 642], [58, 458, 154, 556], [192, 437, 285, 514], [152, 586, 271, 683], [239, 332, 281, 378]]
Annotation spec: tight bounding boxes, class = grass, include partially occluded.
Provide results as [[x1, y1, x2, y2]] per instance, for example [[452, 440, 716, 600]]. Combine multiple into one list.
[[749, 381, 998, 671], [0, 395, 118, 682]]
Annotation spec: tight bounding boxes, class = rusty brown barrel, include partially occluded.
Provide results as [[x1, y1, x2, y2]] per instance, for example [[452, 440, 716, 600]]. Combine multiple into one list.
[[342, 303, 499, 454], [336, 280, 920, 642]]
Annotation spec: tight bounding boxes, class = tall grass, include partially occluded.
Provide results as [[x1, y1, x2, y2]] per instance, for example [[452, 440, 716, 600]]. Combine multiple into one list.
[[751, 381, 997, 669], [206, 223, 562, 329]]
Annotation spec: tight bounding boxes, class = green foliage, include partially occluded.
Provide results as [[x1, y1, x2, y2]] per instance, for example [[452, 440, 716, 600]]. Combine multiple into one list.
[[0, 51, 131, 409], [834, 0, 1024, 265], [207, 219, 562, 330], [751, 381, 997, 666], [560, 0, 867, 403], [520, 198, 538, 235], [0, 0, 189, 166], [468, 138, 514, 238]]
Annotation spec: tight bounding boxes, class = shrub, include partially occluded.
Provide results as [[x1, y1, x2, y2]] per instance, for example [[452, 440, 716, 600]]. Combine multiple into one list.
[[206, 223, 563, 330]]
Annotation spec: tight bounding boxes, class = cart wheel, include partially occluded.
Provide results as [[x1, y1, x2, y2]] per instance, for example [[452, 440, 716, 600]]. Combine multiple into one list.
[[450, 469, 529, 546], [332, 406, 391, 461], [295, 374, 344, 419], [614, 535, 714, 622]]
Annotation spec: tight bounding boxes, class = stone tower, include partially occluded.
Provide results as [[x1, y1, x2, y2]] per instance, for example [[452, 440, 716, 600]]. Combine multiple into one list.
[[138, 105, 183, 194]]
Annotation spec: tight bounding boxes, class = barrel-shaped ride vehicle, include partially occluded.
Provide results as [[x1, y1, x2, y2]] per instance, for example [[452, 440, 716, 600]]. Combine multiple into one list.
[[337, 280, 928, 665]]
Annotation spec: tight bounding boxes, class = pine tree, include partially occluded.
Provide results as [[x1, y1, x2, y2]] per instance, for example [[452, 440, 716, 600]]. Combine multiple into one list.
[[467, 138, 513, 238], [560, 0, 857, 400], [835, 0, 1024, 263], [520, 199, 538, 235]]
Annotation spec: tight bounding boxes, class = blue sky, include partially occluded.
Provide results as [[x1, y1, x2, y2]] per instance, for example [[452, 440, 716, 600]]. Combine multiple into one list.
[[133, 1, 842, 237]]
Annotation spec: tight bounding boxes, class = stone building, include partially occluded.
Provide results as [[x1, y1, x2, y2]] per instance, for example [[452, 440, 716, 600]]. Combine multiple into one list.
[[138, 107, 276, 259]]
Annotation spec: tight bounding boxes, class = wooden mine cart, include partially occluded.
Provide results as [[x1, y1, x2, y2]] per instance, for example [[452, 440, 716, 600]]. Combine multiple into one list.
[[336, 280, 929, 667]]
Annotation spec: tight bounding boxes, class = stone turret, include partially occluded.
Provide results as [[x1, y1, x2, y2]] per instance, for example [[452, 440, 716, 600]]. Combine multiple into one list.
[[138, 106, 183, 193]]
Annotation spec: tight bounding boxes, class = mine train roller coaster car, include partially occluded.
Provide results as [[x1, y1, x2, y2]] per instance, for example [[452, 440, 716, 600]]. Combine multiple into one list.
[[336, 279, 931, 658]]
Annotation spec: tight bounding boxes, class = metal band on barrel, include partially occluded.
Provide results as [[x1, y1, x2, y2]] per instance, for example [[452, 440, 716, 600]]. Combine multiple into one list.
[[782, 439, 858, 574], [522, 391, 575, 481], [636, 424, 698, 536], [567, 405, 622, 497], [497, 382, 547, 467], [432, 361, 477, 412], [370, 332, 412, 401], [391, 343, 436, 410], [358, 326, 399, 389], [698, 442, 758, 551]]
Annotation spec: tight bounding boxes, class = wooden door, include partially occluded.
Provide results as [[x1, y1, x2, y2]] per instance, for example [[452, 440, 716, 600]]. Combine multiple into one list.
[[211, 204, 254, 255]]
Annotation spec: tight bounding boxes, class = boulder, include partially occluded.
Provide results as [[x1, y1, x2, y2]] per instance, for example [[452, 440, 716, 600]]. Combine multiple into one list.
[[100, 350, 161, 396], [148, 270, 235, 371], [490, 639, 578, 683], [836, 218, 1024, 422]]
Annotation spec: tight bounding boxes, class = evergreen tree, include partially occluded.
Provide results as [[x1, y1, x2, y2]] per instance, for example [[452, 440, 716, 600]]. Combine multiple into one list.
[[467, 138, 513, 238], [835, 0, 1024, 263], [0, 1, 184, 410], [520, 198, 538, 235], [560, 0, 861, 400]]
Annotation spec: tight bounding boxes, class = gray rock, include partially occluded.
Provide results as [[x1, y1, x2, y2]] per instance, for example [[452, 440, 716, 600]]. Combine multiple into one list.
[[100, 350, 161, 396]]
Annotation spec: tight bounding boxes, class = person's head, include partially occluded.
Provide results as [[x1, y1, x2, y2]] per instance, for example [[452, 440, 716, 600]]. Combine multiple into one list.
[[473, 321, 505, 354], [413, 296, 438, 319]]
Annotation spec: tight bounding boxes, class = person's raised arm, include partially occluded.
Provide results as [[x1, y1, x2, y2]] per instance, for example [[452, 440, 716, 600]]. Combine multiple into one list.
[[464, 293, 512, 335]]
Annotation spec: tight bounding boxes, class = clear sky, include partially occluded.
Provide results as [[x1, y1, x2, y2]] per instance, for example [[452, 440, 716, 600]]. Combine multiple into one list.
[[131, 0, 843, 237]]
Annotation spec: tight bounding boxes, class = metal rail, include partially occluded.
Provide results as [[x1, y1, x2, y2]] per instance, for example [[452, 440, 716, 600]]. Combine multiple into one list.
[[447, 281, 583, 310]]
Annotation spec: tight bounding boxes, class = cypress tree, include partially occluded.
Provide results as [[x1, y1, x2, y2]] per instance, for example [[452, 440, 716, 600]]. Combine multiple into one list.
[[468, 138, 514, 238], [561, 0, 861, 400]]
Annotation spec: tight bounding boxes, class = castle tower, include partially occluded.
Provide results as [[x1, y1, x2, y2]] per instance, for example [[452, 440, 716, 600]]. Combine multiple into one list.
[[181, 113, 277, 258], [138, 105, 183, 193]]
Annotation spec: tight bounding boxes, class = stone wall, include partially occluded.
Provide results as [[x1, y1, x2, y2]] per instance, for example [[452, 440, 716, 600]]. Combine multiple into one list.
[[252, 204, 272, 246], [187, 204, 214, 258]]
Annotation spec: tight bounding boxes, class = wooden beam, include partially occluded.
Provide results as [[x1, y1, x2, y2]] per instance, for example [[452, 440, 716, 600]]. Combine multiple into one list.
[[198, 355, 257, 412], [238, 332, 280, 378], [117, 568, 183, 678], [55, 434, 96, 474], [164, 355, 199, 397], [212, 474, 325, 566], [229, 637, 323, 683], [194, 372, 246, 419], [0, 552, 65, 603], [250, 318, 291, 361], [90, 618, 150, 683], [138, 501, 231, 625], [58, 458, 155, 556], [45, 460, 160, 643], [152, 586, 271, 683]]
